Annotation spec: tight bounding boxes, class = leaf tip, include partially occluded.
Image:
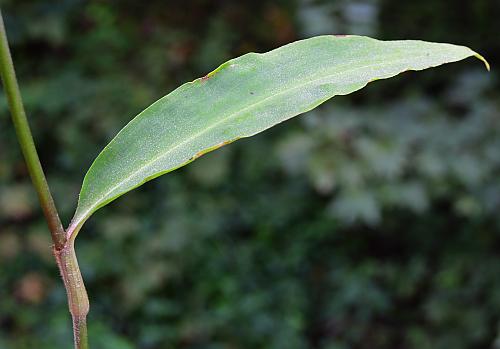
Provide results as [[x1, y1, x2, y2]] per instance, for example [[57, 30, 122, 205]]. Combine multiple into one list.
[[473, 52, 490, 71]]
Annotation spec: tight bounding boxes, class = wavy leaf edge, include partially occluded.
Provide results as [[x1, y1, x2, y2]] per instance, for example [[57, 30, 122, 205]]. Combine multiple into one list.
[[67, 35, 489, 239]]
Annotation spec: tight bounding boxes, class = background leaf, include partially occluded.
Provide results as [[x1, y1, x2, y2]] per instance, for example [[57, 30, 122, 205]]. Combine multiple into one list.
[[70, 35, 486, 235]]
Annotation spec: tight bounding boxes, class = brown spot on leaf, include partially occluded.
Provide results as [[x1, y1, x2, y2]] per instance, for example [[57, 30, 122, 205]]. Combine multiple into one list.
[[190, 139, 238, 161]]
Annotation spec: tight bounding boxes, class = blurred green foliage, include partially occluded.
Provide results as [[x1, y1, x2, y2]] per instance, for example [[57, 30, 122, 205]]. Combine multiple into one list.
[[0, 1, 499, 348]]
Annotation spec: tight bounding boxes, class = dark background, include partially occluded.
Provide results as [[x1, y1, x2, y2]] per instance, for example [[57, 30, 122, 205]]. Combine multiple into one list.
[[1, 1, 499, 348]]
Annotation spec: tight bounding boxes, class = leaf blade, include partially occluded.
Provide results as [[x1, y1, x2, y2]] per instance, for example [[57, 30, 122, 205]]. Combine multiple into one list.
[[69, 35, 487, 234]]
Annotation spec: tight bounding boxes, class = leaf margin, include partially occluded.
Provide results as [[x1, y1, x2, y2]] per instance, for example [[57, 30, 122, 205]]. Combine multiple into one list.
[[67, 35, 489, 239]]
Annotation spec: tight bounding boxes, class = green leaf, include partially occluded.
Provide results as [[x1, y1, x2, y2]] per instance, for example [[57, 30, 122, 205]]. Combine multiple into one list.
[[68, 35, 488, 236]]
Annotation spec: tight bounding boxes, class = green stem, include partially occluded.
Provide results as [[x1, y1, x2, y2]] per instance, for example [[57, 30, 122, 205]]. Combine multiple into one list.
[[0, 9, 65, 248], [73, 315, 89, 349], [0, 9, 89, 349]]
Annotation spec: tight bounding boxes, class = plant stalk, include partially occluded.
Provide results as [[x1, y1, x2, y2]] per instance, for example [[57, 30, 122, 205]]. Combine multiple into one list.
[[54, 240, 90, 349], [0, 9, 66, 249], [0, 9, 89, 349]]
